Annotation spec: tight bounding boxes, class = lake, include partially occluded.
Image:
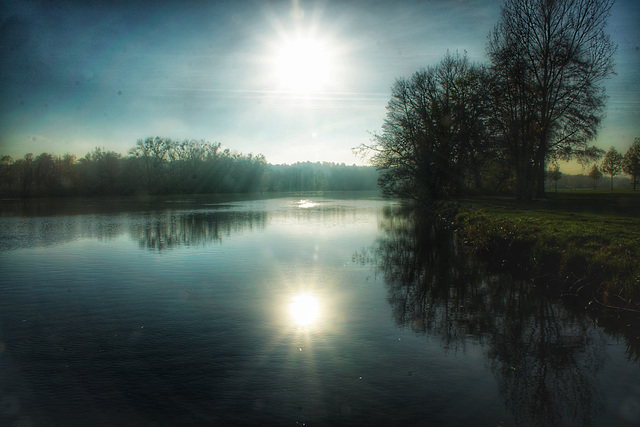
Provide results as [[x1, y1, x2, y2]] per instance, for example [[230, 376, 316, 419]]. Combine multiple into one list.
[[1, 193, 639, 426]]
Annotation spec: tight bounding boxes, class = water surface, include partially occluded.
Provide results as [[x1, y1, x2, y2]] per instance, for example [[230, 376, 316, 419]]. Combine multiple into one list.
[[1, 194, 638, 426]]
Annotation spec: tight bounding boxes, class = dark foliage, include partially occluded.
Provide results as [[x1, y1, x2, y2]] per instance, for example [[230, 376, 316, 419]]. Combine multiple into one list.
[[0, 138, 379, 197], [487, 0, 615, 199], [356, 53, 501, 204], [359, 0, 617, 203]]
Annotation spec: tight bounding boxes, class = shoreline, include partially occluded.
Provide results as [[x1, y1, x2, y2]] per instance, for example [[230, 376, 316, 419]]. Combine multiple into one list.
[[451, 194, 640, 314]]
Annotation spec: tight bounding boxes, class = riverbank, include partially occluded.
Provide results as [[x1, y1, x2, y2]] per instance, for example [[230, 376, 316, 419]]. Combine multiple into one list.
[[453, 191, 640, 313]]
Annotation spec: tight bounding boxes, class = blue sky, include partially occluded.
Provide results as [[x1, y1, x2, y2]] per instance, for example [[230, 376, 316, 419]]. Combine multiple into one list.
[[1, 0, 638, 167]]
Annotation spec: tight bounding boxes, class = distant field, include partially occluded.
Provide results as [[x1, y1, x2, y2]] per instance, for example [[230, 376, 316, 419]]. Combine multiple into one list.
[[465, 189, 640, 216]]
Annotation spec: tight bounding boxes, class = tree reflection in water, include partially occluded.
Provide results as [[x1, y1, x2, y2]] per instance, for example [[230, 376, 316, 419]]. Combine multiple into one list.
[[133, 210, 267, 250], [361, 206, 609, 426]]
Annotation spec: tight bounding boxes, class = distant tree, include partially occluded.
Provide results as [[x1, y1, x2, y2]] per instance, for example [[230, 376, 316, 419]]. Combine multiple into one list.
[[547, 165, 562, 193], [588, 164, 602, 189], [0, 155, 14, 194], [0, 138, 273, 197], [600, 147, 623, 191], [0, 155, 12, 180], [263, 162, 378, 192], [75, 147, 124, 195], [164, 139, 222, 193], [17, 153, 34, 196], [622, 138, 640, 191], [55, 153, 77, 194], [95, 148, 123, 194], [129, 136, 173, 193], [488, 0, 616, 199], [33, 153, 57, 195]]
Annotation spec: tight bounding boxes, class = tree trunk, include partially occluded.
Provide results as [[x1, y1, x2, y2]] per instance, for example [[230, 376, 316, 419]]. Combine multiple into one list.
[[515, 161, 533, 201], [534, 148, 546, 199]]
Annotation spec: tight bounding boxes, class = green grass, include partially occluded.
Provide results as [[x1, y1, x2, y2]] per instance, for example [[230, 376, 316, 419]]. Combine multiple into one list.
[[454, 192, 640, 311]]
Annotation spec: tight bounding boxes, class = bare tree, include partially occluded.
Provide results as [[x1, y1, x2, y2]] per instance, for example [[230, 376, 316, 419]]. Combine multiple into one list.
[[622, 137, 640, 191], [600, 146, 623, 190], [488, 0, 616, 199], [129, 136, 173, 192], [588, 163, 602, 189], [355, 53, 493, 204]]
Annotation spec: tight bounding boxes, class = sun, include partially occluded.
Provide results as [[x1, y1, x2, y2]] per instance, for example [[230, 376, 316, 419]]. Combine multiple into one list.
[[272, 36, 334, 93]]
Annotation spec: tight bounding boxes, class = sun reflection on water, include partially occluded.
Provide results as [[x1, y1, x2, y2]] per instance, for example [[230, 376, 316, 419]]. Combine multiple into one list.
[[289, 293, 320, 326], [297, 199, 317, 208]]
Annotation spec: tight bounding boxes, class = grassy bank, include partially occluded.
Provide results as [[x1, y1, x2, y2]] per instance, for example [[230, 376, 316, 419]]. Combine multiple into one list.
[[453, 191, 640, 312]]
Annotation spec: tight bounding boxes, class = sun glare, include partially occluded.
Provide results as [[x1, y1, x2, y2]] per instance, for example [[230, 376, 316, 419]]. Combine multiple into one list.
[[297, 199, 317, 208], [273, 37, 334, 93], [289, 293, 320, 326]]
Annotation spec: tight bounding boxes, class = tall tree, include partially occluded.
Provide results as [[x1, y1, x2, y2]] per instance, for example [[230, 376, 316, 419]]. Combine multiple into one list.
[[622, 137, 640, 191], [600, 147, 623, 191], [355, 53, 493, 204], [488, 0, 616, 199]]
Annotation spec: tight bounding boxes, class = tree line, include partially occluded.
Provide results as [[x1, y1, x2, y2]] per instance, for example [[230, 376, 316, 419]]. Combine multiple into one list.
[[263, 161, 378, 192], [545, 139, 640, 191], [596, 140, 640, 191], [0, 137, 378, 197], [545, 169, 631, 191], [356, 0, 637, 203]]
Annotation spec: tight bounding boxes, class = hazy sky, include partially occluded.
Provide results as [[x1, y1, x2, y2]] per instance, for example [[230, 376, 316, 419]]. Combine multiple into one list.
[[1, 0, 638, 166]]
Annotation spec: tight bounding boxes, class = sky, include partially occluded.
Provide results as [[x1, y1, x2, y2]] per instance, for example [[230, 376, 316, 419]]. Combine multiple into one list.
[[1, 0, 638, 168]]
